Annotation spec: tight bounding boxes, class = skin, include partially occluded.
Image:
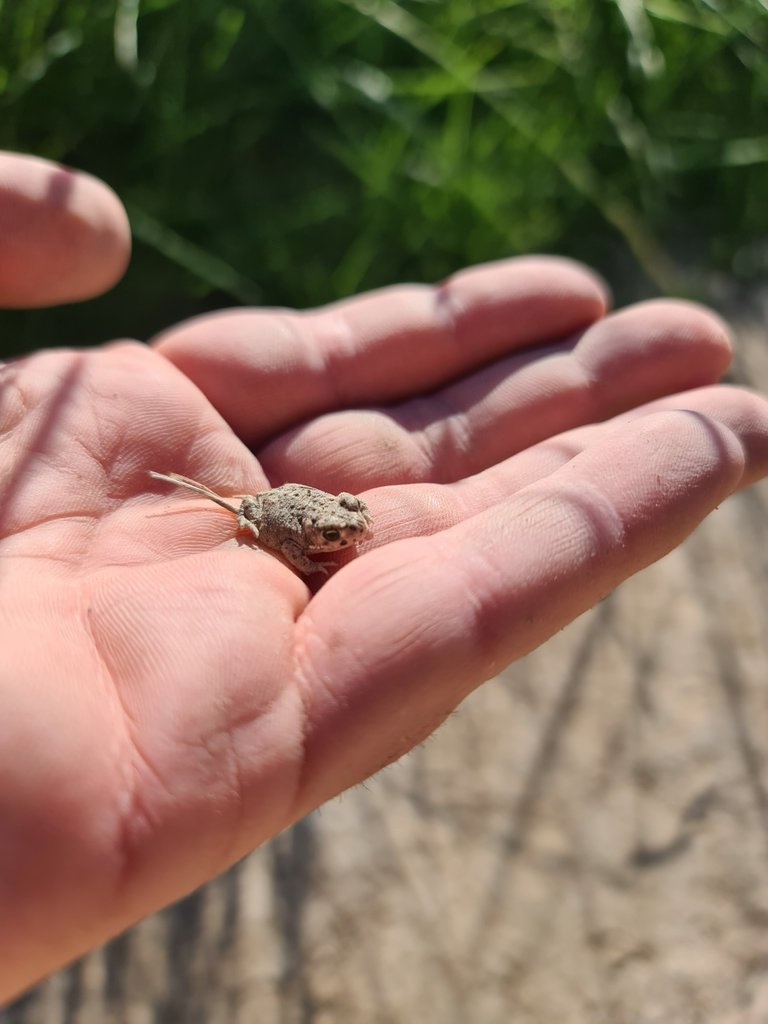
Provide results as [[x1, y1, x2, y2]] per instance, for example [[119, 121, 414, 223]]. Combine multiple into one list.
[[2, 151, 768, 1001]]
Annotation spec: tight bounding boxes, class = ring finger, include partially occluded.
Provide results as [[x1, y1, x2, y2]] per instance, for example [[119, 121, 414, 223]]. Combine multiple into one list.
[[259, 300, 733, 491]]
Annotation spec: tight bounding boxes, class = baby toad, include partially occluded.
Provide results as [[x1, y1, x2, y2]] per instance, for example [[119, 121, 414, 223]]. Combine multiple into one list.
[[149, 471, 373, 576]]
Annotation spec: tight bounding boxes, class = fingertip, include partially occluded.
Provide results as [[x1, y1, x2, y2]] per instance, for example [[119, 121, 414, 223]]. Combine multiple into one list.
[[0, 152, 131, 308], [576, 298, 735, 416], [597, 298, 732, 359], [645, 298, 733, 357], [691, 385, 768, 486], [438, 255, 611, 344]]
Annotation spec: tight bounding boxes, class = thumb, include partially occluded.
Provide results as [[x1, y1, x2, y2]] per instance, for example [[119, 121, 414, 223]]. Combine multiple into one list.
[[0, 151, 131, 308]]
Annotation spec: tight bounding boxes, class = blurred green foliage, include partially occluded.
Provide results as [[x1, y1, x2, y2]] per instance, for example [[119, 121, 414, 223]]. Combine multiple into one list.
[[0, 0, 766, 352]]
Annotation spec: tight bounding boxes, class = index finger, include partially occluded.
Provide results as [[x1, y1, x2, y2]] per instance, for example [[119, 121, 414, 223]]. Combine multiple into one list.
[[289, 399, 768, 813]]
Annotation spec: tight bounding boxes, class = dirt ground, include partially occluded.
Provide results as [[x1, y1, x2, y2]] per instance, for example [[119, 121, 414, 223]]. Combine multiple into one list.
[[4, 302, 768, 1024]]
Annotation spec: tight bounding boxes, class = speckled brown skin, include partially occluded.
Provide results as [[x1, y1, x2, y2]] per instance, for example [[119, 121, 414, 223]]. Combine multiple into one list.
[[149, 472, 373, 575]]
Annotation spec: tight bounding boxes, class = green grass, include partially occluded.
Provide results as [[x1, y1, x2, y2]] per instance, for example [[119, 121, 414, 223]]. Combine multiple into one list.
[[0, 0, 766, 353]]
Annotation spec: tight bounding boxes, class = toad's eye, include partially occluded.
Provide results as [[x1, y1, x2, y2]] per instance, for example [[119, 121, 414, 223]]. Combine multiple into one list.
[[322, 529, 341, 542]]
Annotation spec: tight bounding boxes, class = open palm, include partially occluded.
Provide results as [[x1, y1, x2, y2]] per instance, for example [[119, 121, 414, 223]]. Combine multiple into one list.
[[3, 153, 768, 999]]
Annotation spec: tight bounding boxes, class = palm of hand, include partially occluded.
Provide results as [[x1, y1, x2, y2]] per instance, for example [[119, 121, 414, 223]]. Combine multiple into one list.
[[3, 154, 768, 999], [3, 340, 343, 879]]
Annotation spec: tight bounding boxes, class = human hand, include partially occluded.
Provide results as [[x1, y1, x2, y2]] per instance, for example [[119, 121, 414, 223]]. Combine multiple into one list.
[[2, 152, 767, 1000]]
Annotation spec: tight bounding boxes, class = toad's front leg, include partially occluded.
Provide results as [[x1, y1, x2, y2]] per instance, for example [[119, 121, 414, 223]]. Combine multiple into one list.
[[279, 539, 332, 576]]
